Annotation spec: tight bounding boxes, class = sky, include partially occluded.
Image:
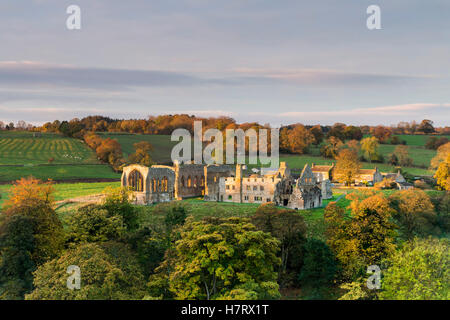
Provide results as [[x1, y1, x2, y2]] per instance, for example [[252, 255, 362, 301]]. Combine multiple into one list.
[[0, 0, 449, 126]]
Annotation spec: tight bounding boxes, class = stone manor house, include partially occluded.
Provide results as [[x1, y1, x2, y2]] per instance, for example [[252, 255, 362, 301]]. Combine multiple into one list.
[[121, 162, 333, 210]]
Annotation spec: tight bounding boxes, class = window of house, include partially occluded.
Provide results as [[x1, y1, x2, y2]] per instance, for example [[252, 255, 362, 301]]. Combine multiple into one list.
[[253, 186, 257, 191], [266, 198, 271, 202], [260, 186, 264, 191], [228, 195, 232, 200], [246, 185, 251, 190], [226, 185, 230, 190], [232, 185, 235, 190]]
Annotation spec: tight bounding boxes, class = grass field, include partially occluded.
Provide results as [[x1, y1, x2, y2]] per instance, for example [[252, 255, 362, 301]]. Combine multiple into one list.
[[98, 133, 183, 164], [0, 131, 120, 182], [0, 181, 121, 209], [394, 134, 448, 146], [0, 131, 98, 165]]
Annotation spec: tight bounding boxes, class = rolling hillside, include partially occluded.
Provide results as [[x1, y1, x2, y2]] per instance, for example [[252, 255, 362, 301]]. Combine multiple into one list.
[[0, 131, 120, 182]]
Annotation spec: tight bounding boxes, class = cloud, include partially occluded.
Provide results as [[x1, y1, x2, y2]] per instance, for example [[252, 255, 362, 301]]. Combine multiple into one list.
[[0, 61, 235, 91], [0, 61, 428, 93], [279, 103, 450, 117], [232, 68, 431, 86]]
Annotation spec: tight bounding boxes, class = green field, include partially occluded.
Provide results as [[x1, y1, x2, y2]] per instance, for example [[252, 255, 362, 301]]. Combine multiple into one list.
[[98, 133, 182, 164], [0, 181, 121, 209], [0, 131, 98, 165], [394, 134, 448, 146], [0, 131, 120, 182]]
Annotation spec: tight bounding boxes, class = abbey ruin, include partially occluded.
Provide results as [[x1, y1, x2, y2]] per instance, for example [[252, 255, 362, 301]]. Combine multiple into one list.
[[121, 161, 332, 210]]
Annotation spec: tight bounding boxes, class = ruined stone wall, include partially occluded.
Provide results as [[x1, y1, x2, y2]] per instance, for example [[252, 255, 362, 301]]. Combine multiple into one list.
[[321, 180, 333, 199], [174, 163, 205, 199], [273, 177, 295, 206], [204, 164, 233, 201], [287, 185, 322, 210], [121, 164, 175, 205]]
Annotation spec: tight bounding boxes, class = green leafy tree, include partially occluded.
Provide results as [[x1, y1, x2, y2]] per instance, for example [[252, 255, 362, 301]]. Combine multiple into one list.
[[0, 215, 36, 299], [66, 204, 126, 243], [26, 242, 146, 300], [251, 204, 307, 287], [298, 239, 337, 297], [102, 187, 138, 231], [380, 238, 449, 300], [157, 217, 281, 300]]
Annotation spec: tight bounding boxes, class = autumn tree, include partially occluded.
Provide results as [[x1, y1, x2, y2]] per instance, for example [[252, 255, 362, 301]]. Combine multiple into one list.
[[426, 136, 448, 150], [417, 119, 435, 134], [360, 136, 380, 163], [96, 138, 124, 168], [280, 124, 314, 154], [349, 194, 397, 265], [370, 126, 391, 143], [434, 153, 450, 191], [0, 177, 64, 299], [394, 145, 413, 167], [326, 123, 347, 141], [334, 149, 361, 186], [128, 141, 154, 166], [309, 125, 324, 145], [324, 202, 362, 281], [155, 217, 281, 300], [2, 177, 64, 265], [389, 190, 437, 240], [345, 140, 360, 154], [430, 142, 450, 169], [324, 193, 397, 281], [343, 126, 363, 140], [320, 136, 344, 159]]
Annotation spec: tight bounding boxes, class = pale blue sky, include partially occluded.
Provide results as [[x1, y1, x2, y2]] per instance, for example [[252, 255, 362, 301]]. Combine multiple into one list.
[[0, 0, 449, 126]]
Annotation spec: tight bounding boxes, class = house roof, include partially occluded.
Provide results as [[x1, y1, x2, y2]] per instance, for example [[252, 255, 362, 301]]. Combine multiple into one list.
[[358, 169, 377, 175], [311, 165, 333, 172]]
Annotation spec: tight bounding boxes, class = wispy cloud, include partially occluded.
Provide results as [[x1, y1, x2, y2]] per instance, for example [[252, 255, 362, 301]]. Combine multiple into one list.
[[0, 61, 429, 93]]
